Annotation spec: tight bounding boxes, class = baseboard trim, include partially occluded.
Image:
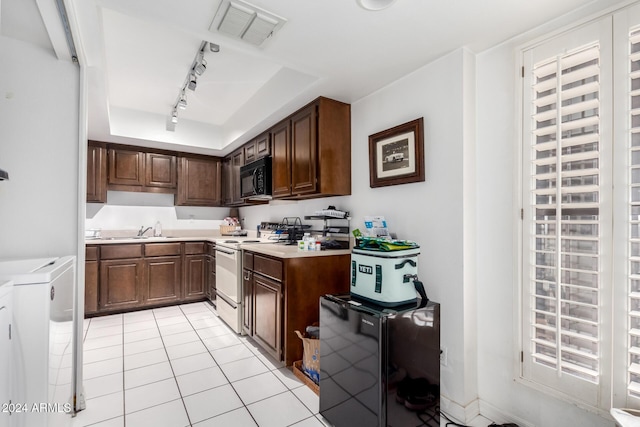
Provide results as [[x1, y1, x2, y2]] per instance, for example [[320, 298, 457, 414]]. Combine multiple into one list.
[[440, 395, 536, 427], [478, 399, 535, 427], [440, 394, 480, 424]]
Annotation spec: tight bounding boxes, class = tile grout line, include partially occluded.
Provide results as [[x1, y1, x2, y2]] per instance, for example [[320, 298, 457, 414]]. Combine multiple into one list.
[[179, 302, 261, 427], [121, 314, 126, 427], [82, 302, 315, 427], [153, 305, 194, 427]]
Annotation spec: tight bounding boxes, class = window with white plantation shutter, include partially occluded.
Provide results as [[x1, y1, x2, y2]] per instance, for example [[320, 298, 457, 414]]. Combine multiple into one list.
[[521, 17, 613, 409], [521, 3, 640, 413], [530, 44, 602, 382], [628, 28, 640, 400]]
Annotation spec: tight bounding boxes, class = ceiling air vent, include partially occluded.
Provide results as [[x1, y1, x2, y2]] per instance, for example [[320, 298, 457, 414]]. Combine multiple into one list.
[[210, 0, 286, 46]]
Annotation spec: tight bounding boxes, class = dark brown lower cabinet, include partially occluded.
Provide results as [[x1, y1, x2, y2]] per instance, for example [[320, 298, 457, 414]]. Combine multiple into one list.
[[243, 251, 350, 366], [99, 259, 143, 311], [86, 241, 212, 317], [242, 268, 253, 336], [85, 246, 99, 315], [252, 273, 282, 361], [144, 256, 182, 304], [205, 243, 216, 303], [184, 255, 206, 300]]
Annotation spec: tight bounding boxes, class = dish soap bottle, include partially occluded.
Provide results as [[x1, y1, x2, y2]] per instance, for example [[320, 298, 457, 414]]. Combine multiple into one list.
[[154, 221, 162, 237]]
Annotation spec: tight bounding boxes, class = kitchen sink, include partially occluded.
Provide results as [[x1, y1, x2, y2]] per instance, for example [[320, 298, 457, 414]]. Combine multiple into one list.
[[104, 236, 149, 240]]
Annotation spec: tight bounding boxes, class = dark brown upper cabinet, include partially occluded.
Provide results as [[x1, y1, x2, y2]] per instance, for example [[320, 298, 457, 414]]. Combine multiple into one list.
[[107, 146, 177, 194], [108, 148, 145, 187], [271, 97, 351, 199], [176, 155, 222, 206], [145, 152, 177, 188], [86, 141, 107, 203], [244, 131, 271, 165]]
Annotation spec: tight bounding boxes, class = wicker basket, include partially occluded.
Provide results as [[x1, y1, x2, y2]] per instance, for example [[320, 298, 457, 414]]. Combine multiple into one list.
[[220, 225, 239, 235]]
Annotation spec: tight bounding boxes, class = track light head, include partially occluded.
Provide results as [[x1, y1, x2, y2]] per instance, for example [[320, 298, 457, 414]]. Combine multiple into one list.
[[177, 94, 187, 110], [209, 43, 220, 53], [171, 109, 178, 124], [195, 59, 207, 76], [188, 75, 197, 91]]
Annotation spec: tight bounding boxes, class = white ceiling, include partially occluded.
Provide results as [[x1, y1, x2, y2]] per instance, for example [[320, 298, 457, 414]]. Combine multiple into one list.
[[0, 0, 628, 155]]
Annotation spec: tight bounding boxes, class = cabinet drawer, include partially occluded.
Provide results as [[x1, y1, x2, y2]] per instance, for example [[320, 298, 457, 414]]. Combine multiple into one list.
[[243, 252, 254, 270], [100, 244, 143, 260], [184, 242, 205, 255], [145, 242, 181, 257], [86, 245, 99, 261], [254, 255, 282, 281]]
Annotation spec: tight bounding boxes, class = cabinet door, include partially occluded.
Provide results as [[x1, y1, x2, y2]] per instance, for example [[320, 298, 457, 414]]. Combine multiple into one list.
[[253, 273, 282, 360], [244, 141, 257, 165], [290, 104, 317, 195], [222, 157, 233, 206], [271, 120, 291, 198], [99, 259, 143, 311], [87, 142, 107, 203], [242, 269, 253, 336], [144, 256, 182, 304], [231, 149, 244, 205], [176, 156, 221, 206], [145, 152, 177, 188], [205, 255, 217, 302], [184, 255, 206, 299], [85, 260, 99, 315], [255, 132, 271, 159], [108, 148, 144, 186]]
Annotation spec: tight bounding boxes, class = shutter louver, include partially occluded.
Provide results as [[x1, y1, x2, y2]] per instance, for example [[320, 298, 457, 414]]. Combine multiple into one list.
[[530, 44, 601, 384], [628, 28, 640, 399]]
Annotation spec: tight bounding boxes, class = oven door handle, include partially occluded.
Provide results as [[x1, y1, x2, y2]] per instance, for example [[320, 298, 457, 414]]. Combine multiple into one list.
[[215, 290, 237, 309], [215, 248, 236, 256], [252, 168, 259, 195]]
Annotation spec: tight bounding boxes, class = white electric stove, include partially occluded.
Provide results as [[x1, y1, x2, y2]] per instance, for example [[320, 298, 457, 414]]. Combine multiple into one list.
[[214, 237, 273, 333]]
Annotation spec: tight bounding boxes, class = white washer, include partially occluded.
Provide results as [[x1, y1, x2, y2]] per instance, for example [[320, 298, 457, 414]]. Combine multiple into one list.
[[0, 280, 12, 427], [0, 256, 76, 427]]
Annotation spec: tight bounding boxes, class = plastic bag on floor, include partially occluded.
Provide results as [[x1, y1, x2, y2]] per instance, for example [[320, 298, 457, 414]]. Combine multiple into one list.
[[611, 408, 640, 427]]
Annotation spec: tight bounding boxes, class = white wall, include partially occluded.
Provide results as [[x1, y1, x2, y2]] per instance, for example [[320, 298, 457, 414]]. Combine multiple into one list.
[[474, 2, 629, 426], [241, 48, 478, 413], [85, 191, 230, 233], [0, 36, 79, 259]]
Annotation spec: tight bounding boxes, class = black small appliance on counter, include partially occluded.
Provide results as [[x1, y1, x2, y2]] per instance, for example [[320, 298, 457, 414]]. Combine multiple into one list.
[[319, 294, 440, 427]]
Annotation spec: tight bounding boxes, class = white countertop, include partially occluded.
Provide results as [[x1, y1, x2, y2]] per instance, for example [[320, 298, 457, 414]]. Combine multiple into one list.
[[86, 234, 352, 259], [241, 243, 351, 259], [86, 236, 216, 244]]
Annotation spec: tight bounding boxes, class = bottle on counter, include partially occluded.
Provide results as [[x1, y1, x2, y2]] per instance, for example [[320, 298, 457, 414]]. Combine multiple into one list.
[[154, 221, 162, 237]]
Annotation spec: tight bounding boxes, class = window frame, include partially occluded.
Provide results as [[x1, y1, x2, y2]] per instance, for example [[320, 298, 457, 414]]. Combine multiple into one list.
[[517, 12, 618, 415]]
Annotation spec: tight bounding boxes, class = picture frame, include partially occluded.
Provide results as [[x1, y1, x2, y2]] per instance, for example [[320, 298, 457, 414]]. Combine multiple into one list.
[[368, 117, 424, 188]]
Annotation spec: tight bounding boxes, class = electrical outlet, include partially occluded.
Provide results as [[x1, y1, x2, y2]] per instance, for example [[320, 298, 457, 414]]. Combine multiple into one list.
[[440, 347, 448, 367]]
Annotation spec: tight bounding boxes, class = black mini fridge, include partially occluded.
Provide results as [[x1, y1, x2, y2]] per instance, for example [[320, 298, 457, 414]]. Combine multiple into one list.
[[319, 295, 440, 427]]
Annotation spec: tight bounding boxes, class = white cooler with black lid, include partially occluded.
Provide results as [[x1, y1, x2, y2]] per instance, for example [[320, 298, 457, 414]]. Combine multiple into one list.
[[350, 246, 424, 307]]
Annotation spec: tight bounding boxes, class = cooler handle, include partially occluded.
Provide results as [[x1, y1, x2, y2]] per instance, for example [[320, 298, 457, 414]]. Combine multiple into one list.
[[351, 261, 357, 287], [403, 274, 429, 306], [395, 259, 417, 269]]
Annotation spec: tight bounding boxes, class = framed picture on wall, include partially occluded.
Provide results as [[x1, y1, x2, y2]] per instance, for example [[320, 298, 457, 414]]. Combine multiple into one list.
[[368, 117, 425, 188]]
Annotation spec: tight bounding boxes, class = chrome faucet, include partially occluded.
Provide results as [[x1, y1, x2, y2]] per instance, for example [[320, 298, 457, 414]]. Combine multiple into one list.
[[137, 226, 153, 237]]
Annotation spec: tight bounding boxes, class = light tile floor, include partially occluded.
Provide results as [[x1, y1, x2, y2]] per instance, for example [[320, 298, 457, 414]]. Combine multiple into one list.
[[72, 301, 493, 427], [71, 301, 327, 427]]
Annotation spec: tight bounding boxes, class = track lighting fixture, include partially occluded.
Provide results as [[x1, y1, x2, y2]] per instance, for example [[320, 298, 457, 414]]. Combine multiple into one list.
[[177, 92, 187, 110], [167, 40, 221, 129], [187, 73, 197, 91], [195, 58, 207, 76]]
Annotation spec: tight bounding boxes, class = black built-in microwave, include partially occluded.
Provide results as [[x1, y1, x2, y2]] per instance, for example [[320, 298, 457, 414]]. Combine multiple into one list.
[[240, 156, 272, 199]]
